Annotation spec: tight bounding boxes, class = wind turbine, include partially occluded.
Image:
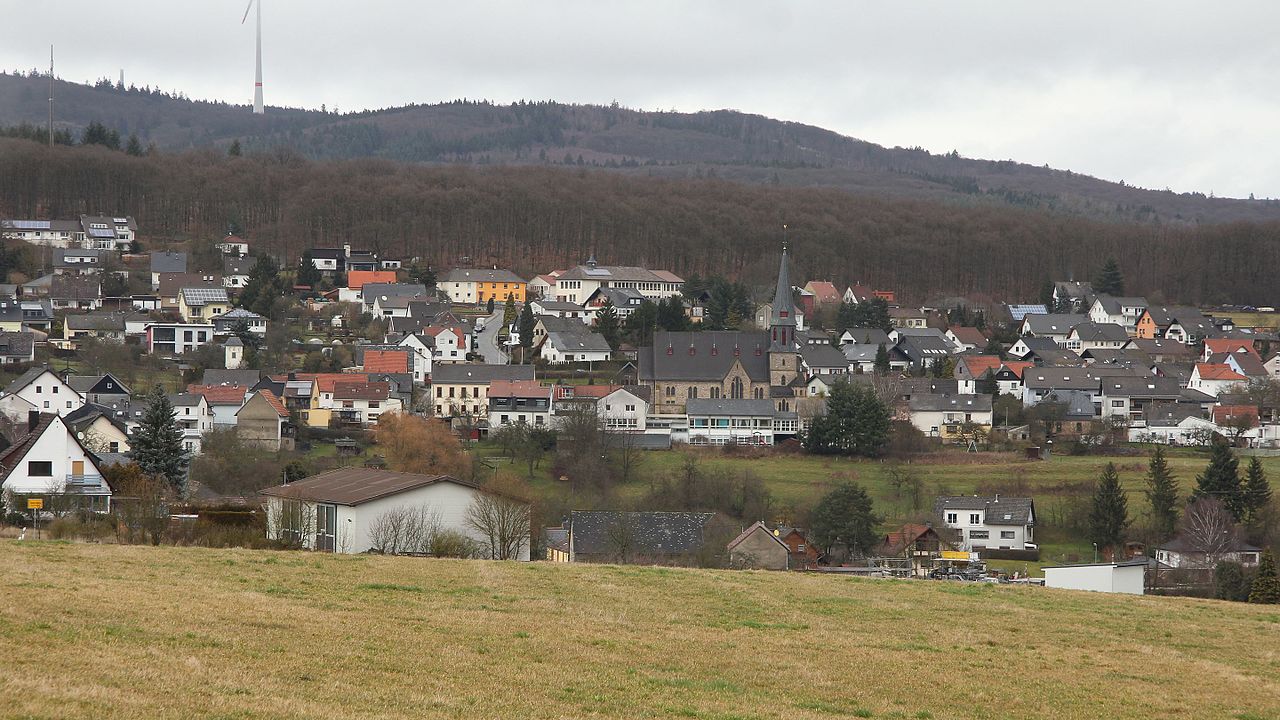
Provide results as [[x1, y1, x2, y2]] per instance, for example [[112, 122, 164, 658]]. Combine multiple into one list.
[[241, 0, 264, 114]]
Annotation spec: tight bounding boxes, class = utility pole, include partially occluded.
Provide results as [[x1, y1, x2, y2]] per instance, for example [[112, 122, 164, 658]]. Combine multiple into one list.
[[47, 45, 54, 147]]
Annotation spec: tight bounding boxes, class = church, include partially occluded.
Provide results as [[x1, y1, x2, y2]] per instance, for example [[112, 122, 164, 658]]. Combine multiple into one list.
[[639, 246, 807, 417]]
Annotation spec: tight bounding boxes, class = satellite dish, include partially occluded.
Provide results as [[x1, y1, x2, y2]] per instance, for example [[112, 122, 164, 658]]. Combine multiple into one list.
[[77, 432, 84, 439]]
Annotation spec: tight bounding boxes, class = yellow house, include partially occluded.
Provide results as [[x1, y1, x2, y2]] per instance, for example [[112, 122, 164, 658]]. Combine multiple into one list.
[[178, 287, 232, 322], [440, 268, 527, 306]]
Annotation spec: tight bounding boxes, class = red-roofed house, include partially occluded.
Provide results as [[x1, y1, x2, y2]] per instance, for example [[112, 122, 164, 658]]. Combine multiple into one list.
[[186, 384, 250, 427], [878, 524, 951, 577], [803, 281, 842, 306], [425, 324, 469, 363], [946, 326, 988, 351], [236, 390, 295, 451], [1213, 405, 1259, 432], [488, 380, 554, 428], [1189, 363, 1246, 397], [843, 284, 874, 304], [1203, 339, 1260, 363], [954, 355, 1003, 392], [363, 349, 411, 374], [339, 270, 400, 303]]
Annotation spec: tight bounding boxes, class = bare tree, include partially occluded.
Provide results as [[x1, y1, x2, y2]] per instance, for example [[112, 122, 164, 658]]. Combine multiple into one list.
[[1181, 498, 1242, 568], [465, 481, 531, 560], [265, 494, 317, 549], [367, 505, 441, 555]]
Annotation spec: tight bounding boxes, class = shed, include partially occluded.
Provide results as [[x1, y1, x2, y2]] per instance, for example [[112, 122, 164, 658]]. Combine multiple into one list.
[[1043, 560, 1146, 595]]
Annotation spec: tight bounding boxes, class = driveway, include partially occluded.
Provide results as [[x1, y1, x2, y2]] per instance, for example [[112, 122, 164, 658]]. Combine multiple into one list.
[[475, 308, 508, 364]]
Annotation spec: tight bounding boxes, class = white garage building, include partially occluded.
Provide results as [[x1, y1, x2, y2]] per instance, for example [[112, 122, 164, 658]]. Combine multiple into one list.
[[261, 468, 530, 560], [1043, 560, 1146, 595]]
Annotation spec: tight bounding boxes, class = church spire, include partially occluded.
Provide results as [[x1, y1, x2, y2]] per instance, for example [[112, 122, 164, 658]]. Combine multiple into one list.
[[769, 242, 796, 350]]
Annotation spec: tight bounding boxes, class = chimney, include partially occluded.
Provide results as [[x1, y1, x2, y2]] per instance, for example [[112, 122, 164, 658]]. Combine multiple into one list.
[[27, 410, 40, 434], [287, 371, 297, 381], [994, 494, 1000, 502], [343, 243, 352, 258]]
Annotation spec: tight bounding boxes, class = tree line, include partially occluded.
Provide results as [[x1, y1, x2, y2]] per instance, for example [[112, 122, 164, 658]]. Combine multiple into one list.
[[2, 138, 1280, 304]]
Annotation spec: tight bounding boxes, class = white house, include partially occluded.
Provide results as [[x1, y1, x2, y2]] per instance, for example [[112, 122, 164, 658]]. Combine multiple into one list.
[[0, 368, 84, 421], [934, 496, 1035, 551], [396, 332, 434, 383], [1019, 313, 1086, 346], [551, 260, 683, 305], [598, 387, 648, 432], [488, 380, 554, 428], [1043, 561, 1146, 595], [1188, 363, 1246, 398], [0, 412, 111, 511], [541, 330, 612, 364], [145, 323, 216, 355], [908, 394, 994, 438], [261, 468, 531, 558], [170, 393, 215, 455], [686, 398, 777, 446], [332, 381, 402, 427], [424, 325, 469, 364], [1155, 536, 1262, 569], [1087, 296, 1147, 333], [1063, 322, 1128, 354], [530, 299, 590, 322]]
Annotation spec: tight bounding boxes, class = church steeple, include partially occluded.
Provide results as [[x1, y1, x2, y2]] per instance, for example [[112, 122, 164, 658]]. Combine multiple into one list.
[[769, 242, 796, 351]]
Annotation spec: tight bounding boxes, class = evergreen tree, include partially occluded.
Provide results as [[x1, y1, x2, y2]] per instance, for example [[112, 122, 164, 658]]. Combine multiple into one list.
[[624, 300, 657, 347], [517, 302, 535, 361], [1094, 258, 1125, 295], [228, 139, 242, 157], [1248, 551, 1280, 604], [873, 343, 890, 375], [295, 257, 320, 287], [1088, 462, 1129, 551], [1193, 439, 1244, 520], [125, 134, 143, 156], [486, 296, 495, 314], [1242, 457, 1272, 525], [596, 298, 620, 350], [1143, 446, 1180, 542], [809, 482, 881, 558], [983, 337, 1005, 359], [1038, 279, 1055, 309], [239, 254, 283, 318], [502, 294, 517, 328], [803, 381, 889, 457], [132, 386, 189, 493], [656, 296, 688, 331]]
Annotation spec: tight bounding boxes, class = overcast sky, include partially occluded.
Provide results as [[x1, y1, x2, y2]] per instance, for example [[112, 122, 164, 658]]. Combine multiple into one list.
[[3, 1, 1277, 198]]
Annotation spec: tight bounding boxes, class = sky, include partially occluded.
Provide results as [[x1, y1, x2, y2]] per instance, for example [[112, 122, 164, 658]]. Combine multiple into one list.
[[2, 1, 1278, 198]]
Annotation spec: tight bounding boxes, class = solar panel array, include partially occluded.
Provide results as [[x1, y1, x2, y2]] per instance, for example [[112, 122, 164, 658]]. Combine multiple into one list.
[[9, 220, 51, 230], [181, 287, 229, 305], [88, 228, 116, 238], [1007, 304, 1048, 321]]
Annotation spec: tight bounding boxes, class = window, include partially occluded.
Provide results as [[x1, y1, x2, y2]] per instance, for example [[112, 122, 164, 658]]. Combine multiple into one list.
[[35, 385, 41, 394], [946, 513, 957, 524], [52, 386, 58, 394], [1000, 531, 1015, 539], [969, 513, 980, 525], [969, 530, 989, 539], [1111, 400, 1125, 408], [28, 461, 53, 477], [687, 387, 698, 399]]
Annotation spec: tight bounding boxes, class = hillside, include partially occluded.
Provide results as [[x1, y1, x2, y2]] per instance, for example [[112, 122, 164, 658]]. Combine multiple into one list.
[[4, 138, 1280, 304], [1, 542, 1277, 719], [3, 72, 1279, 226]]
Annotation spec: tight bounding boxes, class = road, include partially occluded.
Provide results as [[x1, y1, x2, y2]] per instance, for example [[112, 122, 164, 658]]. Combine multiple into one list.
[[475, 308, 509, 364]]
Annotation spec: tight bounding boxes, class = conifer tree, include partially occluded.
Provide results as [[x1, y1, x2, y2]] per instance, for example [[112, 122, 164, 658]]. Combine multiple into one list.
[[873, 343, 890, 375], [517, 302, 535, 361], [1242, 457, 1272, 525], [1144, 446, 1180, 542], [1248, 551, 1280, 604], [1094, 258, 1125, 295], [1193, 439, 1243, 520], [596, 298, 620, 350], [1089, 462, 1129, 551], [131, 386, 189, 493]]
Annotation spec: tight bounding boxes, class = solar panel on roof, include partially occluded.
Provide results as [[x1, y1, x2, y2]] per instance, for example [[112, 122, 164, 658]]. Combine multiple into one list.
[[10, 220, 51, 230], [584, 268, 611, 276], [112, 217, 128, 223], [182, 288, 229, 304], [89, 228, 115, 238]]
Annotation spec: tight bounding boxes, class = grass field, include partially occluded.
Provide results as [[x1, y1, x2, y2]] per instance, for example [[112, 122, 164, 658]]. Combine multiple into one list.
[[2, 542, 1278, 719]]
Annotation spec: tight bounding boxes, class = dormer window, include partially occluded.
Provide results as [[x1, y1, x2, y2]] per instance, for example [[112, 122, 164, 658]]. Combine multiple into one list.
[[780, 311, 788, 318]]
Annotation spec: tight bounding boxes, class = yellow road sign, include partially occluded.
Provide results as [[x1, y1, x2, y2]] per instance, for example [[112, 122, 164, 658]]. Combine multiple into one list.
[[27, 498, 43, 510]]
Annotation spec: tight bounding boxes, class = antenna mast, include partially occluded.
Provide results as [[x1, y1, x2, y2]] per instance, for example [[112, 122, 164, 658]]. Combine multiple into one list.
[[47, 45, 53, 147]]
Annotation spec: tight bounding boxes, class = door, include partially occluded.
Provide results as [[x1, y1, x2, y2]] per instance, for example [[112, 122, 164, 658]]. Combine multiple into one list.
[[315, 504, 337, 552], [71, 460, 84, 478]]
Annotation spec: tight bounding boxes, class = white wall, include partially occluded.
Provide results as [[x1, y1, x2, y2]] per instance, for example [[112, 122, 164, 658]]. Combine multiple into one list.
[[0, 415, 102, 495], [1044, 564, 1145, 595], [338, 481, 530, 559], [13, 371, 83, 417]]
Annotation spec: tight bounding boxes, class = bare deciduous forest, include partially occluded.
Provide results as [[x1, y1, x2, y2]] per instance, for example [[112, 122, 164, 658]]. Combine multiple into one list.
[[2, 137, 1277, 304]]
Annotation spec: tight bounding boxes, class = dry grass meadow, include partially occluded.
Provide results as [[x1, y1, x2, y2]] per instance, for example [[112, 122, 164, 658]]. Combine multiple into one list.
[[2, 542, 1279, 719]]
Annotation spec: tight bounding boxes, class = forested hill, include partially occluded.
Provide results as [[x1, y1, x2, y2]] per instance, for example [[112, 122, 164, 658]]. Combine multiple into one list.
[[2, 72, 1278, 226], [3, 138, 1278, 305]]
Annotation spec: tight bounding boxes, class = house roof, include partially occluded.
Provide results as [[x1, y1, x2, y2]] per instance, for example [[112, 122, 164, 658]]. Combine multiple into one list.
[[726, 521, 790, 553], [1069, 322, 1129, 342], [546, 330, 611, 354], [934, 496, 1034, 526], [957, 355, 1003, 378], [1006, 304, 1049, 321], [261, 468, 498, 507], [804, 281, 841, 304], [489, 380, 552, 399], [1100, 376, 1185, 399], [3, 367, 58, 395], [332, 380, 389, 401], [1145, 402, 1207, 428], [186, 384, 250, 405], [150, 251, 188, 274], [908, 393, 993, 413], [49, 274, 101, 301], [157, 273, 223, 298], [841, 328, 890, 346], [1022, 314, 1087, 336], [0, 331, 36, 358], [0, 413, 109, 493], [569, 510, 714, 556], [800, 343, 848, 368], [202, 369, 263, 387], [881, 524, 944, 555], [237, 389, 289, 418], [65, 373, 130, 396], [1142, 306, 1205, 327], [346, 270, 398, 290], [441, 268, 526, 284], [1195, 363, 1245, 382], [431, 364, 535, 384], [64, 312, 126, 331], [1092, 295, 1147, 314], [639, 331, 771, 383], [180, 287, 230, 306], [557, 265, 682, 284], [685, 398, 776, 416], [1212, 405, 1259, 425], [948, 326, 987, 345], [363, 349, 410, 374], [362, 283, 428, 301], [1127, 338, 1193, 357], [1022, 368, 1104, 391]]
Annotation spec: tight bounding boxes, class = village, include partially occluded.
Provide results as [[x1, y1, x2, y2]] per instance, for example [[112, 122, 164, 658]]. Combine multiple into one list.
[[0, 215, 1277, 601]]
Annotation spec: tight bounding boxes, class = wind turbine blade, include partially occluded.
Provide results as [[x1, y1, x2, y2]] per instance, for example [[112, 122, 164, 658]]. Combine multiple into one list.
[[241, 0, 254, 24]]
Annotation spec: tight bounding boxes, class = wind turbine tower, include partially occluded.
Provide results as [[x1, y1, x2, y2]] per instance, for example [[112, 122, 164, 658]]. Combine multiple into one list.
[[242, 0, 264, 114]]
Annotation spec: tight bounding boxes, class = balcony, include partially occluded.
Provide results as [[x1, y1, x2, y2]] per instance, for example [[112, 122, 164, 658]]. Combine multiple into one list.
[[65, 474, 109, 493]]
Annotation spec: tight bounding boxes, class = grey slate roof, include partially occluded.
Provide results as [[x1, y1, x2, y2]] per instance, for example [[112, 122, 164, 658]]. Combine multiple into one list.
[[569, 510, 714, 557], [1145, 402, 1207, 428], [639, 331, 771, 383], [64, 312, 126, 331], [1142, 305, 1205, 327], [800, 344, 848, 369], [0, 331, 35, 358], [3, 367, 53, 395], [1022, 314, 1087, 336], [1069, 322, 1129, 342], [546, 330, 611, 354], [934, 496, 1035, 526], [150, 251, 188, 274], [1022, 368, 1103, 391], [841, 328, 890, 346], [1099, 376, 1185, 399], [364, 283, 428, 300], [431, 364, 535, 384], [1092, 295, 1147, 314], [908, 393, 993, 413], [202, 369, 263, 387], [441, 268, 526, 284], [685, 398, 777, 416]]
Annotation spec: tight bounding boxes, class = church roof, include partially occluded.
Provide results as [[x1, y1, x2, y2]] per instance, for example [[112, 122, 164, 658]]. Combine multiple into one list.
[[639, 331, 771, 382]]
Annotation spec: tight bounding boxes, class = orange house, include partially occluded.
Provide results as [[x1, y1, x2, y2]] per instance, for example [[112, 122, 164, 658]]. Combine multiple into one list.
[[440, 268, 527, 305]]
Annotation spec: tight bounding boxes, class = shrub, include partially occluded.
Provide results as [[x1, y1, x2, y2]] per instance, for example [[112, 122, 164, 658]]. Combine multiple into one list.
[[1214, 561, 1253, 602], [429, 529, 479, 558]]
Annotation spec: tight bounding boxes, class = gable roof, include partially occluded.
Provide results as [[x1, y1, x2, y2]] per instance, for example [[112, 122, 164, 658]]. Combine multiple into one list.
[[49, 274, 101, 301], [0, 331, 36, 358], [1006, 304, 1049, 321], [957, 355, 1003, 378], [347, 270, 398, 290], [1204, 339, 1260, 358], [685, 398, 776, 416], [726, 521, 790, 553], [3, 367, 63, 396], [66, 373, 131, 396], [569, 510, 714, 556], [545, 330, 611, 354], [1022, 313, 1087, 335], [0, 413, 109, 493], [840, 328, 890, 346], [237, 389, 289, 418], [150, 251, 188, 274], [640, 331, 772, 383], [441, 268, 526, 284], [489, 380, 552, 399], [800, 343, 848, 368], [948, 326, 987, 345], [186, 384, 250, 405], [363, 349, 410, 374], [431, 364, 535, 384], [908, 393, 993, 413], [332, 380, 389, 401], [65, 311, 127, 332], [803, 281, 841, 303], [1068, 322, 1129, 342], [1092, 295, 1147, 314], [934, 496, 1034, 525], [158, 272, 223, 298], [180, 287, 230, 306], [261, 468, 496, 507], [1195, 363, 1245, 382]]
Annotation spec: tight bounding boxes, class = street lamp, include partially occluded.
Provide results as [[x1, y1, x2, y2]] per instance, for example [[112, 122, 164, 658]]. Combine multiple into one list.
[[1092, 543, 1098, 563]]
